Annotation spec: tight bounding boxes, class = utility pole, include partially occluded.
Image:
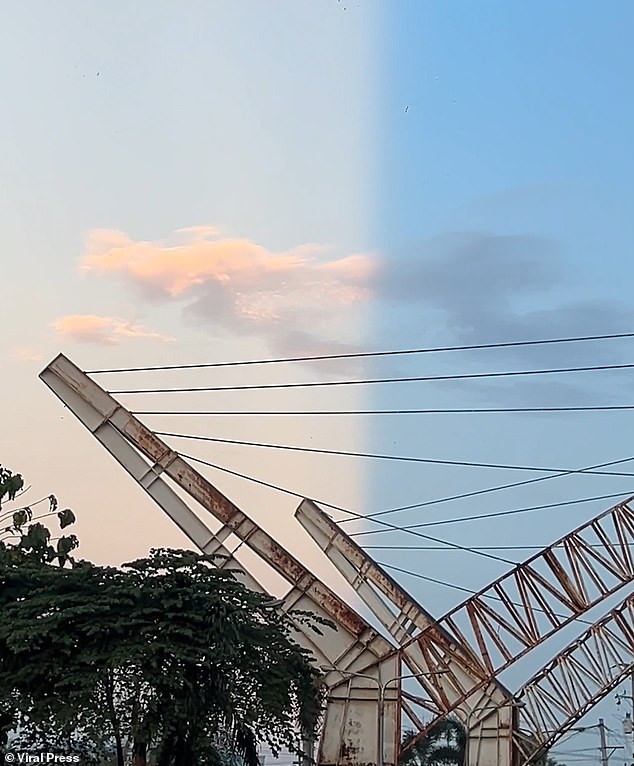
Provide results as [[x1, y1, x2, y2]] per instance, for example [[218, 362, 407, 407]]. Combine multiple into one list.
[[600, 718, 609, 766], [628, 669, 634, 766], [623, 713, 633, 766]]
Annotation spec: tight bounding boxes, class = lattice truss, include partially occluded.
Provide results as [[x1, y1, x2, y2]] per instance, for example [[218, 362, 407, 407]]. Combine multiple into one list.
[[40, 354, 634, 766], [297, 498, 634, 760], [516, 592, 634, 763]]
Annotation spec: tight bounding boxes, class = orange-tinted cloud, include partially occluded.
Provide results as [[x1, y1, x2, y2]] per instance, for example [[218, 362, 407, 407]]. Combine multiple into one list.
[[79, 227, 377, 357], [82, 228, 375, 299], [12, 346, 43, 362], [52, 315, 174, 345]]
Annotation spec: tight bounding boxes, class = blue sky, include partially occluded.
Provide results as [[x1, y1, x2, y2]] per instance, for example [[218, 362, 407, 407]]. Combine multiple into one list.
[[359, 0, 634, 605], [359, 2, 634, 748], [2, 0, 634, 756]]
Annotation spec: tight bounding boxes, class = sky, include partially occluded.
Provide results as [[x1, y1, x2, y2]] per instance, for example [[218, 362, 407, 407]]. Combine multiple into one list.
[[2, 1, 634, 760]]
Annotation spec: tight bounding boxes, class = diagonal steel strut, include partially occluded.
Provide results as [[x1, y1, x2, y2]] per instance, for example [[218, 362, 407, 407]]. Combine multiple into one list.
[[297, 495, 634, 758], [39, 354, 404, 766]]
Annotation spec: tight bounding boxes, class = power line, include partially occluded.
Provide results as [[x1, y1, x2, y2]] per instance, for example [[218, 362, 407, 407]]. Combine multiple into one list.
[[365, 536, 634, 551], [171, 433, 633, 550], [377, 561, 594, 627], [179, 452, 515, 565], [177, 445, 605, 624], [154, 431, 634, 477], [134, 404, 634, 416], [110, 361, 634, 394], [178, 449, 632, 565], [343, 455, 634, 529], [86, 330, 634, 373], [356, 489, 634, 533]]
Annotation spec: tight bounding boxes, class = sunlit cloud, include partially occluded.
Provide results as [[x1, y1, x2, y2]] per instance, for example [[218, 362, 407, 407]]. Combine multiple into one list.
[[12, 346, 43, 363], [78, 227, 377, 359], [52, 315, 175, 346]]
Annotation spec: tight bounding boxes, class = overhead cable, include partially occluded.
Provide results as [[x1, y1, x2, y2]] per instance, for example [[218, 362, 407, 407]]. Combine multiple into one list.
[[87, 330, 634, 373], [179, 451, 514, 565], [377, 562, 594, 628], [111, 361, 634, 394], [175, 448, 632, 553], [367, 537, 634, 551], [156, 430, 634, 477], [176, 448, 632, 564], [135, 404, 634, 416], [344, 455, 634, 528]]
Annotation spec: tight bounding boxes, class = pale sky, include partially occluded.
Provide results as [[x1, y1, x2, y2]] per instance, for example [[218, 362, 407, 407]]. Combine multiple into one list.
[[1, 0, 378, 578], [3, 1, 634, 756]]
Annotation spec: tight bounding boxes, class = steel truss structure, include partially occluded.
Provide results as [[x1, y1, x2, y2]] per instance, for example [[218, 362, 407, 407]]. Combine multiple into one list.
[[40, 355, 402, 766], [40, 354, 634, 766], [516, 591, 634, 763], [297, 497, 634, 760]]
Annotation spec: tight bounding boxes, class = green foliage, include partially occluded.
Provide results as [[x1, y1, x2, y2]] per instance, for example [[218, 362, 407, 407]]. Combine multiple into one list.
[[0, 466, 24, 506], [1, 542, 325, 766], [398, 720, 565, 766], [400, 718, 466, 766], [0, 464, 83, 753], [0, 465, 79, 567]]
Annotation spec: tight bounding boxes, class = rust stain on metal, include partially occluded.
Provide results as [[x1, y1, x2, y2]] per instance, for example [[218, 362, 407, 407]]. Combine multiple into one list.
[[51, 357, 91, 398], [542, 549, 586, 611], [312, 582, 368, 635], [127, 417, 170, 463], [175, 465, 237, 525], [338, 741, 358, 760], [265, 539, 307, 582], [338, 741, 374, 766]]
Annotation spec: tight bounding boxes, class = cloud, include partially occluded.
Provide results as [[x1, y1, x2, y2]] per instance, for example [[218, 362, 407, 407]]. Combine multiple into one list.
[[79, 227, 376, 359], [52, 315, 175, 346], [74, 225, 629, 397], [372, 231, 634, 403], [12, 347, 43, 363], [377, 231, 630, 360]]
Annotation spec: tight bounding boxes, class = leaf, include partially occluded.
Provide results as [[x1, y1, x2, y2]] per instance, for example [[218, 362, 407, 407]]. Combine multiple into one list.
[[56, 535, 79, 563], [58, 508, 76, 529], [12, 509, 29, 529], [5, 474, 25, 502]]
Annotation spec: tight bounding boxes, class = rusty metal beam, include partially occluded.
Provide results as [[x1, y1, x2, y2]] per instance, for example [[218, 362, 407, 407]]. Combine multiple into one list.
[[39, 354, 401, 766], [515, 591, 634, 764], [346, 497, 634, 747], [300, 493, 634, 762], [297, 498, 516, 766]]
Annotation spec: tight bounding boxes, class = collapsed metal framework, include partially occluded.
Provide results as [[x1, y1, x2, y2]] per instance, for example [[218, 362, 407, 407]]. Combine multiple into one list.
[[40, 354, 402, 766], [296, 500, 515, 764], [40, 353, 634, 766], [516, 591, 634, 762], [297, 496, 634, 757], [457, 593, 634, 766]]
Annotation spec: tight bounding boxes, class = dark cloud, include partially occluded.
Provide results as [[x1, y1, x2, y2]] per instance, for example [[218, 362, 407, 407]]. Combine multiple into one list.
[[371, 232, 634, 404]]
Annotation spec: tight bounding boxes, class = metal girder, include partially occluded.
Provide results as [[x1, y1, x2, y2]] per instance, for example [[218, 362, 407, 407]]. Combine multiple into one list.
[[515, 590, 634, 764], [297, 499, 515, 766], [41, 353, 634, 766], [298, 496, 634, 760], [39, 354, 402, 766]]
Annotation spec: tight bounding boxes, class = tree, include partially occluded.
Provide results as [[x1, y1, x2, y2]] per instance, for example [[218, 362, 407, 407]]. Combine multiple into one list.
[[399, 718, 466, 766], [1, 526, 326, 766], [0, 463, 78, 566], [398, 719, 566, 766], [0, 464, 79, 753]]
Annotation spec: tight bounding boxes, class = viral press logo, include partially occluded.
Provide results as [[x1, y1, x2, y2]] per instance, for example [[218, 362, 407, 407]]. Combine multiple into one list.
[[4, 755, 80, 764]]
